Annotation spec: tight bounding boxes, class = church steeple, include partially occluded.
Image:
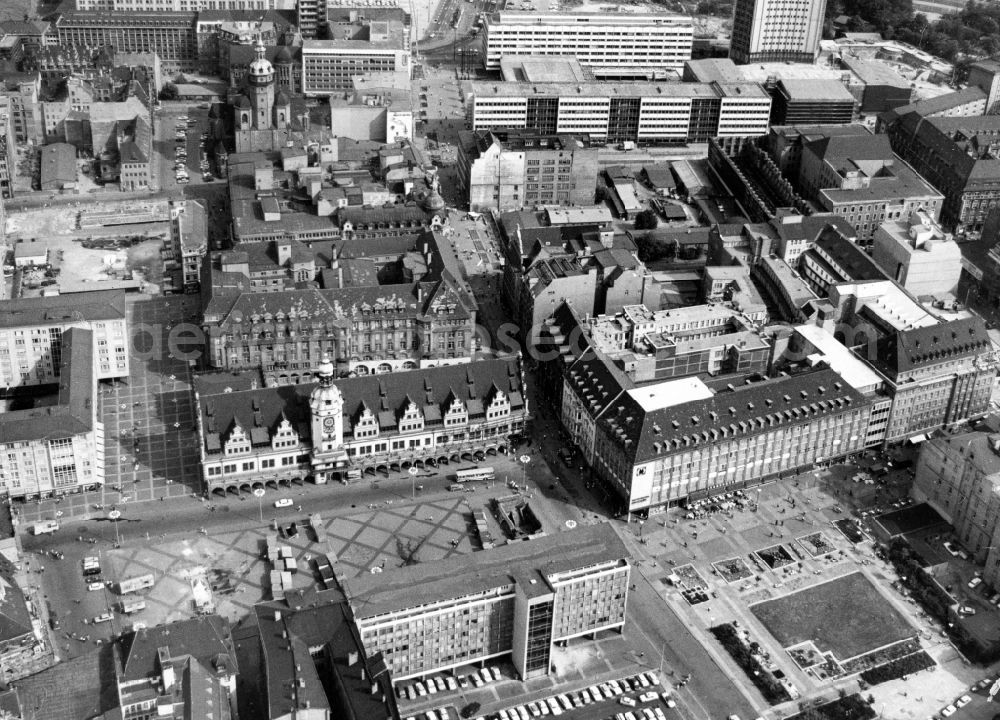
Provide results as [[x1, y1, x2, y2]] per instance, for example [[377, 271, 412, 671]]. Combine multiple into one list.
[[247, 43, 275, 130]]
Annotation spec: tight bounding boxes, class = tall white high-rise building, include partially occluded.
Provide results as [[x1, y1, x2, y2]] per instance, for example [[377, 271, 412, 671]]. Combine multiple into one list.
[[729, 0, 827, 65], [483, 12, 693, 71]]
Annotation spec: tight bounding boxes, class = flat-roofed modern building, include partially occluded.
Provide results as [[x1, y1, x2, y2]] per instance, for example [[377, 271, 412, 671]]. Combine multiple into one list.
[[0, 290, 129, 388], [771, 79, 856, 126], [301, 30, 410, 96], [456, 129, 598, 211], [342, 523, 629, 682], [483, 12, 692, 72], [730, 0, 827, 65], [872, 210, 962, 297], [464, 80, 771, 144]]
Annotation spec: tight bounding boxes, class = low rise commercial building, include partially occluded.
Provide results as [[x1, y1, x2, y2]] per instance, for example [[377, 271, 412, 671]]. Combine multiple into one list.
[[457, 130, 598, 212], [483, 12, 692, 72], [464, 80, 771, 145], [913, 429, 1000, 588], [872, 210, 962, 297], [301, 24, 410, 96], [194, 356, 528, 488], [39, 142, 77, 192], [343, 523, 628, 681]]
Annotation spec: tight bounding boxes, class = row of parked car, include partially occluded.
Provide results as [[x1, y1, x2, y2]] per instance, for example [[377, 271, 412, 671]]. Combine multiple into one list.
[[489, 672, 670, 720], [398, 666, 502, 702]]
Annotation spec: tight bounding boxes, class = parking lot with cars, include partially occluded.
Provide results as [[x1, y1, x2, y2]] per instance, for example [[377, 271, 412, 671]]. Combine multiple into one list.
[[401, 671, 682, 720]]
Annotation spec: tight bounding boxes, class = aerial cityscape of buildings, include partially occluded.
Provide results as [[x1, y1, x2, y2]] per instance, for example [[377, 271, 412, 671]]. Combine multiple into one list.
[[2, 0, 1000, 719]]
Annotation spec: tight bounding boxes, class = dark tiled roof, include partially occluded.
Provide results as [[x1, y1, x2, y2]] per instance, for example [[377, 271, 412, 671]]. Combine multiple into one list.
[[871, 316, 991, 377], [344, 523, 625, 619], [598, 367, 869, 464], [255, 599, 399, 719], [338, 204, 431, 227], [119, 615, 234, 683], [0, 289, 125, 328], [118, 139, 146, 165], [0, 554, 32, 645], [812, 226, 887, 281], [197, 357, 524, 451], [881, 87, 987, 125]]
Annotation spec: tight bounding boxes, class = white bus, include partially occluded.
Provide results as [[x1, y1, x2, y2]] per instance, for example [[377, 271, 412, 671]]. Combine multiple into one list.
[[454, 466, 495, 483]]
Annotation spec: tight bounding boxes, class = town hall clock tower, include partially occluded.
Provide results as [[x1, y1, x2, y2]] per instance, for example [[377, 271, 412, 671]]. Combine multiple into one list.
[[309, 357, 348, 483]]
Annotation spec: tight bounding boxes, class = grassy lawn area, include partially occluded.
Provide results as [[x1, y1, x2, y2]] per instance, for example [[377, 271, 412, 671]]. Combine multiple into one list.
[[750, 572, 916, 661], [874, 502, 945, 537]]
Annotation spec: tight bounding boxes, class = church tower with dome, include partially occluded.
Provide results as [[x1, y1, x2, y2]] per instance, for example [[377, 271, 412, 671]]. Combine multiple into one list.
[[309, 357, 348, 483], [247, 42, 275, 131]]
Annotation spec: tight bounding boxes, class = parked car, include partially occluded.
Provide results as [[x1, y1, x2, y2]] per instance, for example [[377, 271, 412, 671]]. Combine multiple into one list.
[[274, 498, 293, 508]]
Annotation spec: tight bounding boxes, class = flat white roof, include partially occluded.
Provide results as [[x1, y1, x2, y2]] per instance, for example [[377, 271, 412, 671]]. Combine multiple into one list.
[[833, 280, 937, 331], [627, 376, 713, 412], [794, 324, 884, 392]]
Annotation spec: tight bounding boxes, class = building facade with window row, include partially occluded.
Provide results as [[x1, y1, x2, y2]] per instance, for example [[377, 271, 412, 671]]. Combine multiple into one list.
[[482, 12, 693, 71], [342, 523, 629, 682], [464, 81, 771, 145], [912, 428, 1000, 589], [0, 290, 129, 388], [55, 12, 198, 72], [194, 356, 528, 490], [0, 328, 104, 499]]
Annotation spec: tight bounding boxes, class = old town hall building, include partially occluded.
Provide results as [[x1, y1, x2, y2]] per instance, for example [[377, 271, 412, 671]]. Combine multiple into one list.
[[194, 356, 528, 490]]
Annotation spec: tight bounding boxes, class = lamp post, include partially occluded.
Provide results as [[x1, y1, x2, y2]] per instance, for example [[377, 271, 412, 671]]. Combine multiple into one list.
[[253, 487, 265, 523], [108, 509, 121, 547], [519, 454, 531, 492], [408, 466, 419, 499]]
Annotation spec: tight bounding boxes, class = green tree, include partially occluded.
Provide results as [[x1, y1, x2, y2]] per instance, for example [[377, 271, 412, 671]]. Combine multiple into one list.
[[634, 209, 659, 230], [158, 82, 178, 101]]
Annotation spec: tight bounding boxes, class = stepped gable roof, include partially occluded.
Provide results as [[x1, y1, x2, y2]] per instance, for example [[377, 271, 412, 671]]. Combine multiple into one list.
[[196, 357, 524, 451]]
